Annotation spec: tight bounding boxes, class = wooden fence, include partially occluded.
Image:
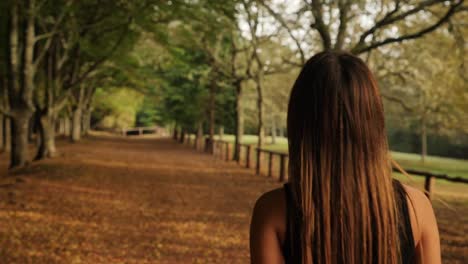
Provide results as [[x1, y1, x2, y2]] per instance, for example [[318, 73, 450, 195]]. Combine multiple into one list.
[[121, 126, 162, 136], [179, 135, 468, 199]]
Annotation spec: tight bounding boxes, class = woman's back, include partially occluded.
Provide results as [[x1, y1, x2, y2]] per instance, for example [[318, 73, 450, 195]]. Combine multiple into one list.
[[250, 181, 440, 263]]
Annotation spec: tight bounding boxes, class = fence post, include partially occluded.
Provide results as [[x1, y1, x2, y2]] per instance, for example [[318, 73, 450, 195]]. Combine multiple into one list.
[[424, 176, 435, 199], [256, 149, 261, 175], [246, 145, 251, 168], [226, 142, 231, 161], [204, 137, 211, 153], [268, 152, 273, 177], [237, 144, 241, 164], [279, 154, 286, 182], [213, 140, 217, 157]]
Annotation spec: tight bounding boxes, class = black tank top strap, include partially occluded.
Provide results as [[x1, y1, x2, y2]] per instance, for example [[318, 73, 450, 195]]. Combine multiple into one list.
[[393, 179, 416, 263]]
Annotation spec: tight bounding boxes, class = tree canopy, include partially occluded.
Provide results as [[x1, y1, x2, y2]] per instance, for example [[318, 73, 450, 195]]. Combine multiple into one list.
[[1, 0, 467, 168]]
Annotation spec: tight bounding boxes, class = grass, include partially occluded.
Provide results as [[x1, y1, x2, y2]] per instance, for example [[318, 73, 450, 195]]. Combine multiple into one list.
[[203, 134, 468, 179]]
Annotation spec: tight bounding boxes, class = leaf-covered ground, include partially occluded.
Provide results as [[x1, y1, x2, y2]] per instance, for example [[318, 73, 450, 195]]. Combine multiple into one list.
[[0, 134, 467, 263]]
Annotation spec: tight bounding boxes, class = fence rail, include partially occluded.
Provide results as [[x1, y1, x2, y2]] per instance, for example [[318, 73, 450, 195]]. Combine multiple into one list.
[[121, 126, 160, 136], [179, 135, 468, 199]]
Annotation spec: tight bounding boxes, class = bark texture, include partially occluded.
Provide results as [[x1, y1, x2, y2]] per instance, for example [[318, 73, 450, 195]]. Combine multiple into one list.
[[233, 81, 243, 161], [255, 71, 265, 149], [196, 122, 203, 150], [421, 115, 427, 163], [0, 114, 3, 151], [35, 113, 58, 159], [3, 117, 11, 152], [205, 81, 216, 154], [71, 106, 83, 142], [10, 112, 31, 167]]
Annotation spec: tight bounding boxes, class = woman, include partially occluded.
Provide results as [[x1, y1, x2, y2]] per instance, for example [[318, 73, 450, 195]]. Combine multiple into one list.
[[249, 51, 440, 264]]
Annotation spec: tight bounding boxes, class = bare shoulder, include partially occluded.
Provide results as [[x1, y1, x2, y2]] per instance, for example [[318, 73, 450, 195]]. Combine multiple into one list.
[[250, 187, 288, 263], [402, 183, 441, 262], [251, 187, 287, 240], [402, 184, 432, 210], [402, 183, 434, 216], [401, 183, 438, 245]]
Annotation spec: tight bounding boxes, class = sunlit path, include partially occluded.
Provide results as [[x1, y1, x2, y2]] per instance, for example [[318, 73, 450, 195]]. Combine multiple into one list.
[[0, 134, 466, 263]]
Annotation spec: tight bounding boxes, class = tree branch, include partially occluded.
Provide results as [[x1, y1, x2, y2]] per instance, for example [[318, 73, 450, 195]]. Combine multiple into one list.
[[264, 65, 293, 76], [334, 0, 351, 50], [34, 0, 74, 68], [310, 0, 332, 50], [381, 92, 414, 112], [52, 90, 71, 113], [259, 0, 306, 64], [66, 22, 131, 90], [353, 0, 463, 54]]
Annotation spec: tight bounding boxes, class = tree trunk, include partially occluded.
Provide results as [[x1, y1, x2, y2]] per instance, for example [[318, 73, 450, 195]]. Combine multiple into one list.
[[1, 90, 11, 153], [71, 107, 82, 142], [57, 118, 62, 135], [6, 0, 36, 168], [82, 108, 91, 136], [64, 117, 71, 136], [196, 122, 203, 150], [10, 113, 30, 167], [278, 126, 284, 138], [233, 80, 243, 161], [219, 126, 224, 140], [421, 115, 427, 163], [57, 117, 65, 135], [176, 127, 181, 141], [205, 81, 216, 154], [179, 129, 186, 143], [271, 116, 277, 144], [0, 114, 3, 151], [70, 83, 88, 142], [172, 124, 178, 140], [3, 117, 11, 152], [256, 73, 265, 148], [28, 114, 36, 143], [35, 113, 57, 159]]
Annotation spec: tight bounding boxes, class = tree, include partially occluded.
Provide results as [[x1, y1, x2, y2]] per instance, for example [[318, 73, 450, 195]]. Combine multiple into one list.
[[165, 0, 242, 153], [31, 0, 143, 159], [158, 54, 211, 143], [260, 0, 465, 59], [239, 0, 293, 153], [374, 30, 467, 161], [0, 0, 66, 167]]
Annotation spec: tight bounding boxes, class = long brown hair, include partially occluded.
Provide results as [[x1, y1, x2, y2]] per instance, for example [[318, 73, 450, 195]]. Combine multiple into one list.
[[287, 51, 400, 263]]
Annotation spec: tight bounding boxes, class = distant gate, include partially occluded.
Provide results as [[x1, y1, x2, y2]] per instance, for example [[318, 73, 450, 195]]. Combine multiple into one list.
[[121, 126, 167, 136]]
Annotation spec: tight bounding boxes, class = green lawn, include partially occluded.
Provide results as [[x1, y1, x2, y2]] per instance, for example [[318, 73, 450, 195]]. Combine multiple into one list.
[[199, 134, 468, 179]]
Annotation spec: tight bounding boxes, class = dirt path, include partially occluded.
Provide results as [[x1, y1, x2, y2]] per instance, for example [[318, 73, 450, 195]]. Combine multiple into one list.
[[0, 135, 466, 263], [0, 135, 280, 264]]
